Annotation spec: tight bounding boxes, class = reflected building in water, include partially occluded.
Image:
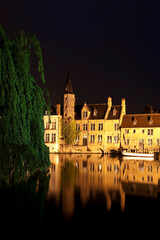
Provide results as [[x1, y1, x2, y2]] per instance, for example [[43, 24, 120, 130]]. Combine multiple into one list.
[[47, 154, 160, 218]]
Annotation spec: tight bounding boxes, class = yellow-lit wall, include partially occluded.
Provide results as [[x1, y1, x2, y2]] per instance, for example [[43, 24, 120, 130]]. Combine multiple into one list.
[[43, 115, 62, 153], [75, 119, 106, 152], [74, 100, 125, 153], [121, 127, 160, 152], [104, 119, 120, 152]]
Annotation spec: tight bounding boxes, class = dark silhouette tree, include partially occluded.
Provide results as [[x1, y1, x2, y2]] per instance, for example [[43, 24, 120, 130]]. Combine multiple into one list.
[[0, 25, 50, 183]]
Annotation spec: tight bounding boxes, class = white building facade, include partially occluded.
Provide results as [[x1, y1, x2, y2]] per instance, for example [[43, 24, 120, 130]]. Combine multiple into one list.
[[44, 113, 62, 153]]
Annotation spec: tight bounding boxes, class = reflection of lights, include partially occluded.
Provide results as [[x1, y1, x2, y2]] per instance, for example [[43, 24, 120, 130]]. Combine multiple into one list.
[[56, 155, 59, 165], [99, 164, 102, 171], [98, 164, 102, 172]]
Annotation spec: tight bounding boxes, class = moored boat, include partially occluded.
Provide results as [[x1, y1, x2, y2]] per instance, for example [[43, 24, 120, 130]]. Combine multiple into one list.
[[121, 150, 154, 161]]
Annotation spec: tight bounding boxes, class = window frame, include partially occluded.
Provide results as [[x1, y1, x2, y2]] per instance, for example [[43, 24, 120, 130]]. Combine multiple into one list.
[[98, 134, 102, 143], [98, 123, 103, 131]]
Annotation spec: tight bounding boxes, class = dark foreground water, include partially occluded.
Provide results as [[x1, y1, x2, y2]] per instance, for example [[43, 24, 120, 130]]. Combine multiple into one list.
[[0, 153, 160, 239]]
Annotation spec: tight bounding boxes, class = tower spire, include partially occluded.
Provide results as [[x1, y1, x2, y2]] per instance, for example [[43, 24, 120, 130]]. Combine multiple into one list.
[[63, 72, 75, 119], [64, 72, 74, 94]]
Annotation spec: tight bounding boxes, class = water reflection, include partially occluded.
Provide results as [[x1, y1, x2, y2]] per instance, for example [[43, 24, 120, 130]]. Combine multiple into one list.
[[47, 154, 160, 218]]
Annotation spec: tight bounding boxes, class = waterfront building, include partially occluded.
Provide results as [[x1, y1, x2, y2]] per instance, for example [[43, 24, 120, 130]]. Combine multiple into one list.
[[44, 73, 160, 154], [43, 104, 62, 153], [121, 114, 160, 152], [62, 73, 126, 153]]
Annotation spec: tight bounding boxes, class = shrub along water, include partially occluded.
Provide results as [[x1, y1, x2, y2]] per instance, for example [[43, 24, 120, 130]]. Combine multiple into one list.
[[0, 25, 50, 183]]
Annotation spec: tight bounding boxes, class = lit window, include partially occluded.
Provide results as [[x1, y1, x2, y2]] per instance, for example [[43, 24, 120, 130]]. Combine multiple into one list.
[[51, 133, 56, 143], [107, 136, 112, 143], [76, 124, 80, 131], [83, 111, 88, 118], [51, 121, 56, 130], [93, 108, 98, 116], [98, 135, 102, 143], [91, 123, 95, 131], [125, 139, 129, 145], [90, 135, 95, 143], [125, 129, 129, 134], [114, 136, 119, 143], [83, 124, 87, 131], [98, 123, 103, 131], [114, 123, 119, 131], [148, 139, 153, 146], [148, 129, 153, 135], [45, 122, 49, 129], [157, 139, 160, 146], [113, 108, 117, 116], [45, 133, 50, 143], [147, 176, 153, 182]]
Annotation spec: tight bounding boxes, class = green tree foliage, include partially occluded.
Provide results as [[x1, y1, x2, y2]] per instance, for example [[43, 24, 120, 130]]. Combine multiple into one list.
[[61, 119, 80, 145], [0, 25, 50, 183]]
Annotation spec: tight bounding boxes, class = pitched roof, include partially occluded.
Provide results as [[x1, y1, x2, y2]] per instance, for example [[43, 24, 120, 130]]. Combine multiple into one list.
[[121, 114, 160, 128], [107, 105, 121, 120], [88, 103, 108, 119], [64, 72, 74, 94], [75, 103, 108, 120]]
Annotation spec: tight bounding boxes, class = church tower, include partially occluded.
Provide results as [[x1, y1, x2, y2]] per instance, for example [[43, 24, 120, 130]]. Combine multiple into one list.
[[63, 72, 75, 120]]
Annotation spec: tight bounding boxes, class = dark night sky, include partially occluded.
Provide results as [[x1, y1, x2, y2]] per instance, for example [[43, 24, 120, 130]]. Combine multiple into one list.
[[0, 0, 160, 113]]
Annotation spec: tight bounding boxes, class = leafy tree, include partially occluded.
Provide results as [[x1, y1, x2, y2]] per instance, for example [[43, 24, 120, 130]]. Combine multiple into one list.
[[61, 119, 80, 145], [0, 25, 50, 183]]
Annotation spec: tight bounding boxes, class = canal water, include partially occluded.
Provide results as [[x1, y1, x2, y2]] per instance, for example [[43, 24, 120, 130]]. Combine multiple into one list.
[[0, 153, 160, 238]]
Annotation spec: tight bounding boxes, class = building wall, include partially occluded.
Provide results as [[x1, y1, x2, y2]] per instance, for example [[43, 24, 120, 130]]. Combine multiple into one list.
[[44, 115, 62, 153], [75, 119, 122, 153], [75, 119, 106, 152], [121, 127, 160, 152], [74, 99, 125, 153], [63, 93, 75, 119], [104, 119, 120, 152]]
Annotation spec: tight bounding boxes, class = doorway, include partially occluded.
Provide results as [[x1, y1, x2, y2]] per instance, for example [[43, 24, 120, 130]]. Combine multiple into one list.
[[83, 135, 87, 146]]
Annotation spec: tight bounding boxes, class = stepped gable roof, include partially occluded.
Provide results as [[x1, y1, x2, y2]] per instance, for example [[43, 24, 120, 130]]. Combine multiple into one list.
[[107, 105, 121, 120], [121, 114, 160, 128], [64, 72, 74, 94]]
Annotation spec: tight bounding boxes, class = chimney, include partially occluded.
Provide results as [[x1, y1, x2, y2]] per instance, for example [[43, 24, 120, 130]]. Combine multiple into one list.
[[56, 104, 61, 115], [121, 98, 126, 115], [107, 97, 112, 110]]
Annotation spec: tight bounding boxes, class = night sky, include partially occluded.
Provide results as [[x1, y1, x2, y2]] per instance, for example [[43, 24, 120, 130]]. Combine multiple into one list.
[[1, 0, 160, 113]]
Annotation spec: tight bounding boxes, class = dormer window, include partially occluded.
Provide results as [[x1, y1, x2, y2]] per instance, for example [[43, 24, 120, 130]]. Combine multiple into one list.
[[148, 116, 153, 125], [93, 108, 98, 117], [83, 111, 88, 118], [131, 117, 137, 126], [113, 108, 117, 116]]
